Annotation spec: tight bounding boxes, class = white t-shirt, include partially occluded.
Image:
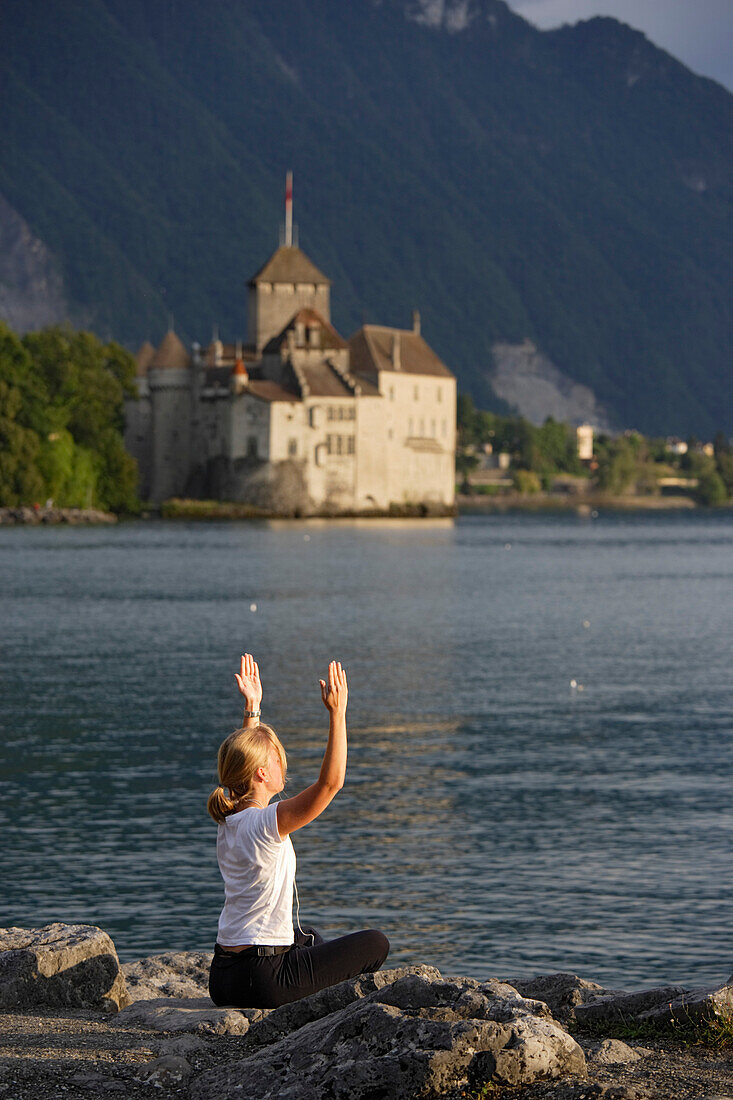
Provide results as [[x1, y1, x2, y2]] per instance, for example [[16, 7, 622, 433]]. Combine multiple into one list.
[[216, 802, 295, 946]]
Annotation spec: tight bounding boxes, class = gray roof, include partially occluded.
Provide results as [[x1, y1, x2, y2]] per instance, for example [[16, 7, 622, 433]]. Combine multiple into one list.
[[247, 380, 300, 404], [349, 326, 453, 379], [264, 308, 347, 354], [249, 246, 330, 286], [299, 362, 354, 398]]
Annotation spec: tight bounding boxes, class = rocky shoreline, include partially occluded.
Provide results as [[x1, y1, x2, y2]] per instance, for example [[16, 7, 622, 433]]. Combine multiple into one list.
[[0, 506, 117, 526], [0, 925, 731, 1100]]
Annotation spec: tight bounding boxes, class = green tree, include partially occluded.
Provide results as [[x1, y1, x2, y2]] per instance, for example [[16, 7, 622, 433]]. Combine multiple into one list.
[[0, 321, 138, 510], [696, 470, 727, 506], [0, 381, 45, 505], [595, 436, 640, 494], [513, 469, 541, 494]]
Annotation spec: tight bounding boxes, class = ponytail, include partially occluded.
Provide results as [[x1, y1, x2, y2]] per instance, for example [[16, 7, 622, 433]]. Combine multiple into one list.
[[207, 784, 237, 824]]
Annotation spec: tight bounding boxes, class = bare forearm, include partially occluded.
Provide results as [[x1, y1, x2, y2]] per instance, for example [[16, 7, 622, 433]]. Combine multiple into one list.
[[318, 712, 347, 790]]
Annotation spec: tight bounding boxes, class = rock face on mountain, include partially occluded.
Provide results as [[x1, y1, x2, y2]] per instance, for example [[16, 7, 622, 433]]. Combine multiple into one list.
[[492, 341, 615, 429], [2, 0, 731, 435], [0, 194, 68, 333]]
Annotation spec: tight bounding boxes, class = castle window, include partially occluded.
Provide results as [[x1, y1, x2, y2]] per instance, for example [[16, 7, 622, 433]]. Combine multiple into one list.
[[347, 436, 355, 455], [288, 438, 297, 457], [409, 418, 414, 435], [431, 418, 436, 436], [414, 385, 419, 400], [336, 435, 343, 455], [327, 407, 334, 421], [437, 387, 442, 402], [389, 386, 394, 401], [442, 419, 447, 437], [308, 325, 320, 348], [420, 418, 425, 435], [247, 436, 258, 457]]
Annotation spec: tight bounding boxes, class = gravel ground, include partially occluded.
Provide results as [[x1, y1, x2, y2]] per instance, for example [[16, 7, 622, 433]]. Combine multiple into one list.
[[0, 1008, 731, 1100]]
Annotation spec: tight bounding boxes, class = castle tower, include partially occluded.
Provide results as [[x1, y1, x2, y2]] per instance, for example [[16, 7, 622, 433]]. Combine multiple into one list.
[[247, 173, 331, 353], [147, 329, 193, 503]]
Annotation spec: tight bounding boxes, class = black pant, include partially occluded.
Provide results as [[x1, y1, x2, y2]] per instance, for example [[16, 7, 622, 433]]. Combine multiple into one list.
[[209, 926, 390, 1009]]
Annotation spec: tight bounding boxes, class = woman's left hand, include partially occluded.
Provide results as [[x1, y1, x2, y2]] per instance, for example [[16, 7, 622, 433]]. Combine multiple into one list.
[[235, 652, 263, 710]]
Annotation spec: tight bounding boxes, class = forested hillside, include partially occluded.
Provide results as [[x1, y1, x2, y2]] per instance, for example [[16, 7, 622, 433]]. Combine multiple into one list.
[[1, 0, 731, 435]]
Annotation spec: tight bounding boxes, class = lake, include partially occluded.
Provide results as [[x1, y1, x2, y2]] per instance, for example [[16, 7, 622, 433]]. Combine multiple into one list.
[[0, 511, 731, 989]]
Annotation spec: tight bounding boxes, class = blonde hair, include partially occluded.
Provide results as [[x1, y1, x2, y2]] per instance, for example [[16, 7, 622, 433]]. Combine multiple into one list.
[[207, 723, 287, 824]]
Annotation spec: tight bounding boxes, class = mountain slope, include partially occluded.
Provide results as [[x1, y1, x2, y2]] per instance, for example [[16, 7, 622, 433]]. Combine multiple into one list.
[[1, 0, 731, 434]]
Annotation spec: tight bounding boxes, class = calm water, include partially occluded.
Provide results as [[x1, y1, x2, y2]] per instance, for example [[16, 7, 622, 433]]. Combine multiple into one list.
[[0, 512, 731, 990]]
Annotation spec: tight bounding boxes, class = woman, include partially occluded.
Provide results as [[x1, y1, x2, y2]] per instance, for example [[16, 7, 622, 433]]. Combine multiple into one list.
[[207, 653, 389, 1008]]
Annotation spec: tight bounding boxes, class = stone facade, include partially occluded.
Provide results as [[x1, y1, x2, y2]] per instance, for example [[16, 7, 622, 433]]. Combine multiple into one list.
[[125, 243, 456, 513]]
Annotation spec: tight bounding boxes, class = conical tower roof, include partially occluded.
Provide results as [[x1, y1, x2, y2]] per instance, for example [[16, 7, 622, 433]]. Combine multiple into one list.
[[134, 340, 156, 375], [150, 330, 191, 369]]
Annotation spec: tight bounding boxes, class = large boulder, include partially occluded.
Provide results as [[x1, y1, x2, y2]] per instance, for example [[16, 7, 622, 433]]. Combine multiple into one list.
[[574, 985, 691, 1027], [0, 923, 129, 1012], [510, 973, 615, 1023], [191, 969, 586, 1099], [244, 965, 442, 1047], [122, 950, 212, 1001], [636, 976, 733, 1027]]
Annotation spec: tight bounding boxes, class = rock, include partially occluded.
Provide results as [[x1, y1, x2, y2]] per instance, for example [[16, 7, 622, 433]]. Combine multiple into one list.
[[69, 1071, 110, 1089], [191, 968, 586, 1099], [574, 985, 689, 1027], [122, 950, 212, 1001], [638, 979, 733, 1026], [115, 995, 261, 1035], [510, 972, 615, 1022], [592, 1038, 642, 1064], [0, 923, 129, 1012], [156, 1033, 209, 1056], [245, 964, 442, 1047], [141, 1055, 192, 1085]]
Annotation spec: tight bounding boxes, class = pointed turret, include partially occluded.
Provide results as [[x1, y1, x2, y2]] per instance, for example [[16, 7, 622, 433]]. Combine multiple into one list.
[[135, 340, 156, 376], [150, 330, 191, 370]]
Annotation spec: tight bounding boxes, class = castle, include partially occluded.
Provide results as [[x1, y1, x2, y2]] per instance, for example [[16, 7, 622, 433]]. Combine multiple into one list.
[[125, 190, 456, 514]]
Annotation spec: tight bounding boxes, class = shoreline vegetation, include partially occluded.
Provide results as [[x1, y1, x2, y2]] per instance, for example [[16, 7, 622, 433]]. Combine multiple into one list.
[[2, 321, 731, 521], [1, 493, 729, 525]]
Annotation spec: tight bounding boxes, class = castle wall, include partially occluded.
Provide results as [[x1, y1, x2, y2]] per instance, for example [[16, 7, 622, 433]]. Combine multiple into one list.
[[375, 371, 456, 504], [148, 367, 193, 503], [249, 282, 330, 352], [124, 382, 152, 500], [354, 395, 389, 509]]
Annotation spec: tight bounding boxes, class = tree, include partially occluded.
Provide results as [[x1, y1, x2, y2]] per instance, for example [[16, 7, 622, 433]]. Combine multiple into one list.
[[0, 321, 139, 510], [0, 381, 45, 505], [696, 470, 727, 506]]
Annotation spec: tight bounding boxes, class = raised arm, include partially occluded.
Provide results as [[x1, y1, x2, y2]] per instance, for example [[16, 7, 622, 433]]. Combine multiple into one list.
[[276, 660, 348, 838], [235, 652, 262, 729]]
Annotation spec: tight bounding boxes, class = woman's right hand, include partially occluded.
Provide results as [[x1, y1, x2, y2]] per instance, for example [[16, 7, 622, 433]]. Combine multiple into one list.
[[320, 660, 347, 715]]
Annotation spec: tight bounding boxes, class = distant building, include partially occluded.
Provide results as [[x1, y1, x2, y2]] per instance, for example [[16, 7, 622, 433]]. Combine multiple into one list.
[[576, 424, 594, 461], [125, 182, 456, 512]]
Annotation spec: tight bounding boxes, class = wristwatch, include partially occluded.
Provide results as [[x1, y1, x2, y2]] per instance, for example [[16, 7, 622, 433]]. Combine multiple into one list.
[[243, 709, 261, 719]]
